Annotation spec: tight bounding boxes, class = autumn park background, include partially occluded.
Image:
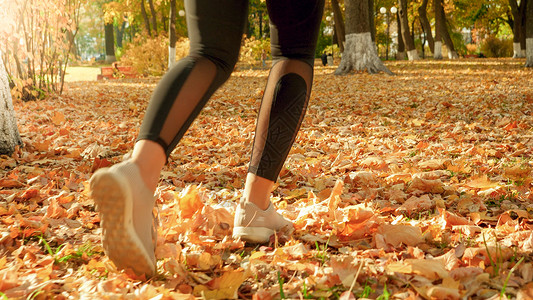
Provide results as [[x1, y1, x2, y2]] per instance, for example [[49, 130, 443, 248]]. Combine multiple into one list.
[[1, 0, 533, 299]]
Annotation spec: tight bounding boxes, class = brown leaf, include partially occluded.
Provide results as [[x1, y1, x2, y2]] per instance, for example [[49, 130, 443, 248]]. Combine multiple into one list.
[[438, 208, 474, 228], [45, 198, 68, 219], [376, 224, 423, 248], [464, 175, 500, 190], [397, 194, 434, 213], [339, 291, 356, 300], [386, 258, 448, 281], [407, 177, 444, 194], [427, 286, 460, 300], [517, 282, 533, 300]]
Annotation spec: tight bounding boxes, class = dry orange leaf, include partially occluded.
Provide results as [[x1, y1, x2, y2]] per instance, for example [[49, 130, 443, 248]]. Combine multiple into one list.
[[194, 270, 245, 299], [51, 111, 66, 125], [178, 185, 205, 219], [386, 258, 448, 281], [465, 175, 500, 190], [377, 224, 424, 247]]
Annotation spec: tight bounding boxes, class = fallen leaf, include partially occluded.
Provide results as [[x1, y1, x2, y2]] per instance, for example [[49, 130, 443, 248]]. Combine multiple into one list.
[[51, 111, 66, 125], [386, 258, 448, 281], [377, 224, 423, 247], [194, 271, 245, 299]]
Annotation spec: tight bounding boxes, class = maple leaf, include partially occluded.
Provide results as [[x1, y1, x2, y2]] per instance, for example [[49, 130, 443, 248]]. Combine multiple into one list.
[[177, 185, 205, 219], [194, 271, 245, 299]]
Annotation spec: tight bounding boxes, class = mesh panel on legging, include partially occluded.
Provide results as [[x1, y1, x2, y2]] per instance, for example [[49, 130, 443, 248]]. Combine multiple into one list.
[[247, 59, 313, 182], [247, 0, 324, 182], [137, 0, 247, 157], [138, 57, 218, 156]]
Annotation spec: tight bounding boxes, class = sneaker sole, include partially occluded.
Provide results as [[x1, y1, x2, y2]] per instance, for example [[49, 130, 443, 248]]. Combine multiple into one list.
[[90, 169, 155, 277], [232, 226, 274, 243]]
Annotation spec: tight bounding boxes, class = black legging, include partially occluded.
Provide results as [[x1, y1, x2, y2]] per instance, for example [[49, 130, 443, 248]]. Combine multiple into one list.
[[137, 0, 324, 182]]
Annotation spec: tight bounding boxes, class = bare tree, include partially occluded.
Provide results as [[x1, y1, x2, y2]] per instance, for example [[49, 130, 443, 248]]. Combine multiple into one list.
[[335, 0, 393, 75], [2, 0, 82, 99]]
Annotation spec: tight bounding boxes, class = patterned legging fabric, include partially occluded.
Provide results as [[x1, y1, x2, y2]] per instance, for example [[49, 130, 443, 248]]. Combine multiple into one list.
[[137, 0, 324, 182]]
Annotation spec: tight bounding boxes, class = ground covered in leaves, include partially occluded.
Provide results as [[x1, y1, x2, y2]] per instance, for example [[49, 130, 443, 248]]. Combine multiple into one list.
[[1, 58, 533, 299]]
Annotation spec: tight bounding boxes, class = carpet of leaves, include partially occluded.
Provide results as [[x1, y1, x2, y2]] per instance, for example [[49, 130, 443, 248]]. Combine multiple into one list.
[[1, 59, 533, 299]]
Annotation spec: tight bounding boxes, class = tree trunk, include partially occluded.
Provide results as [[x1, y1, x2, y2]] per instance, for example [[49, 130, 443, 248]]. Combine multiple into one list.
[[0, 54, 22, 156], [433, 0, 443, 59], [259, 10, 263, 38], [331, 0, 346, 52], [520, 0, 527, 55], [396, 11, 406, 60], [148, 0, 158, 35], [335, 0, 393, 75], [398, 0, 419, 60], [169, 0, 177, 68], [434, 0, 459, 60], [526, 0, 533, 67], [510, 0, 527, 58], [140, 0, 152, 37], [116, 21, 126, 49], [369, 0, 376, 42], [67, 30, 78, 59], [441, 23, 458, 58], [418, 0, 434, 54], [104, 22, 116, 63], [435, 0, 458, 59]]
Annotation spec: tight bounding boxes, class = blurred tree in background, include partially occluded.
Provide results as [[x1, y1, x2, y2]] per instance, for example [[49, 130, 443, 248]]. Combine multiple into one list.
[[1, 0, 528, 98]]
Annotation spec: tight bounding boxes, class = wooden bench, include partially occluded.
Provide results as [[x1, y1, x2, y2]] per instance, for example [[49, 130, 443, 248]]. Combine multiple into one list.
[[97, 63, 137, 80]]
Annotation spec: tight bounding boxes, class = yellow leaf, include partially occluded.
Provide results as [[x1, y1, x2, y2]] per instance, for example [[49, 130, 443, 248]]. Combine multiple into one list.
[[178, 185, 204, 219], [194, 271, 245, 299], [284, 188, 307, 200], [249, 251, 266, 261], [465, 175, 500, 190], [410, 119, 424, 126], [386, 259, 448, 280], [0, 256, 6, 270]]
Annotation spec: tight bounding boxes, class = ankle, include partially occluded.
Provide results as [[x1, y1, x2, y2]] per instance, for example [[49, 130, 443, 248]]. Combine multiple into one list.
[[243, 173, 275, 210], [130, 140, 166, 192], [130, 159, 160, 192], [243, 196, 271, 211]]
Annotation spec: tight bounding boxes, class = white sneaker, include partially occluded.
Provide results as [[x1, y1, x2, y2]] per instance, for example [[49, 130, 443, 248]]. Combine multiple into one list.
[[233, 201, 293, 243], [89, 161, 157, 277]]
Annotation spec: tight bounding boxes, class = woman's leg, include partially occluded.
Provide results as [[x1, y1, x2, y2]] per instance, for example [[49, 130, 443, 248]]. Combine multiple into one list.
[[90, 0, 248, 277], [234, 0, 325, 243]]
